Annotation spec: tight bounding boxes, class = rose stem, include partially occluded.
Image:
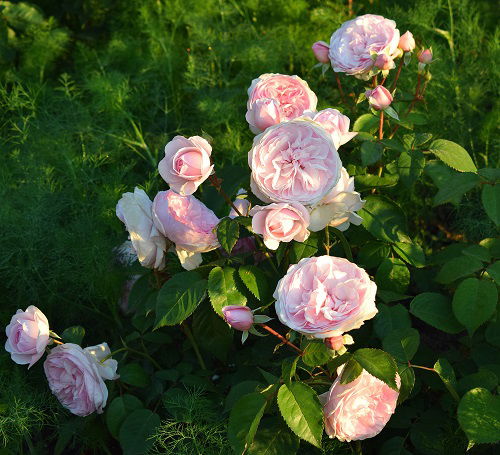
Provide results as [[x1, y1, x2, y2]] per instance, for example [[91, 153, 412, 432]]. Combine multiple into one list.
[[335, 74, 348, 106], [389, 72, 422, 139], [260, 324, 303, 354], [51, 338, 64, 345], [378, 110, 384, 140], [209, 174, 244, 216], [324, 226, 331, 255], [330, 228, 353, 262], [390, 58, 404, 91], [182, 322, 207, 370], [409, 362, 459, 401]]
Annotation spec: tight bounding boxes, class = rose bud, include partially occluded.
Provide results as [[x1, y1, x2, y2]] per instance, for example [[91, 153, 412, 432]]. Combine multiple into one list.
[[365, 85, 393, 110], [158, 135, 214, 196], [374, 53, 395, 71], [324, 335, 344, 351], [222, 305, 254, 331], [398, 31, 416, 52], [312, 41, 330, 63], [5, 305, 50, 368], [418, 48, 433, 64]]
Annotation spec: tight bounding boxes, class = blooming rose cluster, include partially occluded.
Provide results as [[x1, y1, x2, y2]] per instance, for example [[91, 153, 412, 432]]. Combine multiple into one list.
[[4, 306, 118, 416]]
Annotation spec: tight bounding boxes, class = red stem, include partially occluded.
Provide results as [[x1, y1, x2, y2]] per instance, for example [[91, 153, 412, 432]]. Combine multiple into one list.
[[209, 174, 243, 216], [335, 74, 347, 105], [378, 111, 384, 140], [390, 58, 404, 91], [260, 324, 303, 355]]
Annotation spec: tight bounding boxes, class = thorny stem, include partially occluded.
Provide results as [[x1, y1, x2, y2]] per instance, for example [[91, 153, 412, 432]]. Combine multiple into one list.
[[378, 110, 384, 140], [324, 225, 331, 255], [182, 322, 207, 370], [389, 72, 423, 139], [260, 324, 303, 355], [390, 58, 404, 91], [335, 74, 347, 105], [209, 174, 243, 216]]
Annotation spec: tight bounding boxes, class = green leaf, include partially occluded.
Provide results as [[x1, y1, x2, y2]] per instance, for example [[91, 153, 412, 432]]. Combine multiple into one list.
[[208, 266, 247, 315], [155, 271, 207, 328], [353, 113, 379, 133], [61, 326, 85, 345], [192, 302, 233, 361], [119, 363, 150, 388], [458, 369, 498, 394], [458, 388, 500, 444], [374, 304, 411, 339], [397, 150, 425, 187], [433, 172, 480, 206], [281, 357, 300, 386], [288, 233, 319, 263], [435, 256, 483, 284], [340, 358, 363, 384], [217, 217, 240, 253], [376, 258, 410, 294], [482, 184, 500, 226], [360, 141, 383, 166], [429, 139, 477, 173], [355, 173, 399, 189], [228, 392, 267, 454], [393, 241, 425, 267], [358, 241, 391, 269], [119, 409, 160, 455], [127, 273, 155, 311], [238, 265, 271, 302], [434, 358, 459, 401], [302, 342, 331, 367], [485, 320, 500, 347], [106, 395, 143, 439], [248, 416, 299, 455], [397, 363, 415, 404], [462, 245, 491, 263], [277, 382, 323, 448], [352, 348, 398, 390], [480, 238, 500, 258], [452, 278, 498, 336], [382, 328, 420, 363], [410, 293, 464, 334], [478, 168, 500, 183], [225, 381, 262, 412], [359, 196, 408, 243], [486, 261, 500, 285]]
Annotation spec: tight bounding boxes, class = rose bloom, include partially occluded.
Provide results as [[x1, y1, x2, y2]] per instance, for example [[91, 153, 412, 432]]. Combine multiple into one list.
[[249, 120, 342, 206], [399, 31, 415, 52], [320, 367, 400, 441], [222, 305, 254, 331], [158, 135, 213, 196], [329, 14, 400, 79], [5, 305, 49, 368], [152, 190, 219, 270], [274, 256, 377, 338], [365, 85, 393, 110], [303, 109, 357, 149], [250, 202, 310, 250], [246, 73, 318, 133], [374, 53, 395, 71], [116, 187, 166, 270], [309, 167, 364, 232], [44, 343, 118, 417], [312, 41, 330, 63]]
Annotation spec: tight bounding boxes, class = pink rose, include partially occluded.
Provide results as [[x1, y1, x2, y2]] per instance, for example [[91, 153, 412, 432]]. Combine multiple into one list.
[[320, 368, 400, 441], [222, 305, 254, 331], [374, 53, 395, 71], [158, 136, 213, 196], [399, 31, 416, 52], [307, 109, 357, 149], [249, 120, 342, 206], [418, 48, 433, 64], [312, 41, 330, 63], [5, 305, 49, 368], [329, 14, 400, 79], [274, 256, 377, 338], [246, 74, 318, 133], [250, 202, 310, 250], [309, 167, 364, 232], [152, 190, 219, 270], [365, 85, 393, 110], [116, 188, 166, 270], [44, 343, 118, 416]]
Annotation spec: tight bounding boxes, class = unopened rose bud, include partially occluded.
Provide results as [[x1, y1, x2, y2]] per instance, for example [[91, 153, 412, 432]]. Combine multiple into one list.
[[222, 305, 254, 331], [418, 48, 433, 64], [365, 85, 393, 110], [374, 53, 395, 71], [399, 31, 416, 52], [324, 335, 344, 351], [312, 41, 330, 63]]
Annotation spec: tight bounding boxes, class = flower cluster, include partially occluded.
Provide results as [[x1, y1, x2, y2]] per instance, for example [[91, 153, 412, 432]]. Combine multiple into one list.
[[4, 306, 118, 416]]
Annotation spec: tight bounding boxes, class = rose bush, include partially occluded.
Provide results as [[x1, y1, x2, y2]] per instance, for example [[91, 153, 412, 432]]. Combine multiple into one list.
[[3, 3, 499, 455]]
